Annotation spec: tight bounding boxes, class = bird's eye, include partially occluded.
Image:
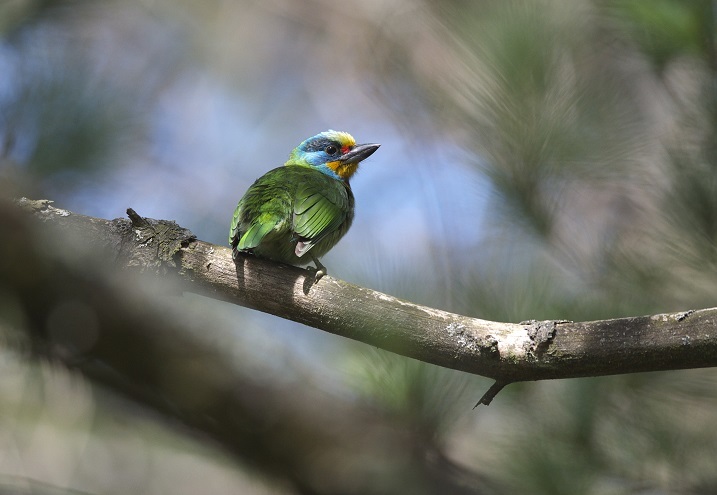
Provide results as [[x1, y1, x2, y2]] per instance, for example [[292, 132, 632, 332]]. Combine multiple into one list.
[[325, 145, 338, 156]]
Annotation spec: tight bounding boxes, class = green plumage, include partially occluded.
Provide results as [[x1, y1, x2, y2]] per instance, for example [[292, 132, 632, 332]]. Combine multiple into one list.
[[229, 166, 354, 266], [229, 130, 379, 280]]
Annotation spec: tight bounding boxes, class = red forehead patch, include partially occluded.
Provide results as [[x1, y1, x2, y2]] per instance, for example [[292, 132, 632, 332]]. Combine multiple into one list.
[[341, 145, 351, 155]]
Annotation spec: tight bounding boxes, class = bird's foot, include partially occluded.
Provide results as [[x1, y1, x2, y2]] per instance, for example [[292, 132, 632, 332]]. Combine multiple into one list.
[[310, 255, 327, 283], [313, 268, 326, 283]]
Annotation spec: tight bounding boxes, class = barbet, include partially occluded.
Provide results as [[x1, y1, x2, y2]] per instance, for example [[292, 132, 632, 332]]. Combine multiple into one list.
[[229, 130, 380, 282]]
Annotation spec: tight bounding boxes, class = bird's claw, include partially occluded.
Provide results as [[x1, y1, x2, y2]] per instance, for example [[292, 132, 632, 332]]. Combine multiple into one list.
[[310, 255, 327, 284], [313, 268, 326, 283]]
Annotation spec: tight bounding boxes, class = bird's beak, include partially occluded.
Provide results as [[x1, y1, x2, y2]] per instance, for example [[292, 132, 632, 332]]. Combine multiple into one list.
[[339, 143, 380, 164]]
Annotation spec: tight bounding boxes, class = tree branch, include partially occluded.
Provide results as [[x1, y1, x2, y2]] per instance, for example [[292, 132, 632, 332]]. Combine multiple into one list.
[[17, 198, 717, 385], [3, 198, 487, 494]]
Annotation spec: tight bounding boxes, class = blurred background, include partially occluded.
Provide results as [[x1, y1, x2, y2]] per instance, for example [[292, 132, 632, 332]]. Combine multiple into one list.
[[2, 0, 717, 493]]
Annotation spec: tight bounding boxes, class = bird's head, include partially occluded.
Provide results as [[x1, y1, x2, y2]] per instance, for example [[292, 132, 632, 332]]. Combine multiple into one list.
[[286, 130, 380, 181]]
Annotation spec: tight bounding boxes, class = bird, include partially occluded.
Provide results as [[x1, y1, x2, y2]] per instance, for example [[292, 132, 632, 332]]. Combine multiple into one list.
[[229, 130, 380, 282]]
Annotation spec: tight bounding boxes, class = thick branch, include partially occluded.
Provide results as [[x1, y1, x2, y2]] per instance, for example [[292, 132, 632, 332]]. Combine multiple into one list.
[[3, 199, 485, 494], [18, 199, 717, 383]]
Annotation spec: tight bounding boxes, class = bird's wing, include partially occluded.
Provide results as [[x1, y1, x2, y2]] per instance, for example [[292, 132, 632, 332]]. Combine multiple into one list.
[[292, 181, 349, 257], [230, 169, 288, 251], [229, 203, 245, 245], [235, 213, 280, 250]]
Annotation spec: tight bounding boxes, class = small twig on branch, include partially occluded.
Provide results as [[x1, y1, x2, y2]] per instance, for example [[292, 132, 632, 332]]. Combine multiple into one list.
[[474, 381, 511, 408], [126, 207, 149, 228]]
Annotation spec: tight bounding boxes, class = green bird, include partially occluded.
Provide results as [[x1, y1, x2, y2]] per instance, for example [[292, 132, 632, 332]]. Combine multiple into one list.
[[229, 130, 380, 282]]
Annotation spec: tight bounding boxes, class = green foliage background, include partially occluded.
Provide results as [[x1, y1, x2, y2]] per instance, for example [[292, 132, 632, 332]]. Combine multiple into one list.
[[2, 0, 717, 494]]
